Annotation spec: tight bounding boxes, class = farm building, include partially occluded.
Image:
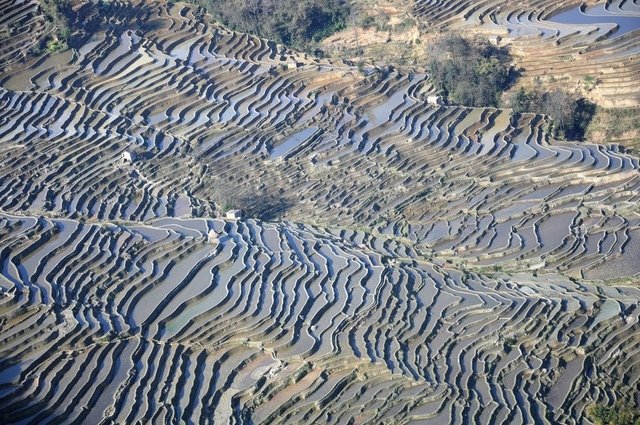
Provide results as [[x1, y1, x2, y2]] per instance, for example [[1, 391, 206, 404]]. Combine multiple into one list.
[[207, 229, 220, 244], [226, 209, 244, 220], [122, 150, 137, 163], [427, 95, 443, 106]]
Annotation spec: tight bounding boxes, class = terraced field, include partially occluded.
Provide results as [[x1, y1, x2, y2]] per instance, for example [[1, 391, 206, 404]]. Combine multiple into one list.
[[413, 0, 640, 107], [2, 213, 640, 423], [0, 0, 45, 68], [0, 0, 639, 424]]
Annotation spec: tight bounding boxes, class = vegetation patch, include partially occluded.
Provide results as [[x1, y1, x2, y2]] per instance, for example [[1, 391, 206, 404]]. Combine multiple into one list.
[[187, 0, 350, 51], [588, 402, 640, 425], [46, 39, 68, 54], [585, 106, 640, 147], [34, 0, 105, 55], [427, 35, 515, 108], [508, 86, 596, 140]]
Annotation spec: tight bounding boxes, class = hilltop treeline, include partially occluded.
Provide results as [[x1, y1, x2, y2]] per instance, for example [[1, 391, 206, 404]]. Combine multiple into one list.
[[189, 0, 349, 50]]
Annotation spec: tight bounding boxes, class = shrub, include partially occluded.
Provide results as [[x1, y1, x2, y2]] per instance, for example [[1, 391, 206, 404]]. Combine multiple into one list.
[[34, 0, 113, 56], [41, 0, 73, 32], [359, 15, 376, 30], [47, 39, 68, 53], [40, 0, 74, 47], [583, 74, 598, 90], [588, 402, 640, 425]]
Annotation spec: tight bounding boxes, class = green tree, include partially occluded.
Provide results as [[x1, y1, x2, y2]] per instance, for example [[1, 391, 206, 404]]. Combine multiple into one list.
[[509, 88, 530, 113], [589, 402, 640, 425]]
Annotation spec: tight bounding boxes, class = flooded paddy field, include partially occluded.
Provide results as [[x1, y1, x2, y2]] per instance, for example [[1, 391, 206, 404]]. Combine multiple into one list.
[[0, 0, 639, 423], [548, 3, 640, 39], [413, 0, 640, 106], [0, 215, 639, 423]]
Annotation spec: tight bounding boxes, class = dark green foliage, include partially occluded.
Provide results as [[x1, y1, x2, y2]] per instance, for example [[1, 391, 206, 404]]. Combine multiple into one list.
[[427, 35, 514, 107], [34, 0, 112, 55], [509, 87, 596, 140], [188, 0, 349, 50], [46, 39, 68, 53], [588, 402, 640, 425], [41, 0, 73, 31], [358, 15, 377, 30], [509, 87, 536, 113], [40, 0, 74, 47]]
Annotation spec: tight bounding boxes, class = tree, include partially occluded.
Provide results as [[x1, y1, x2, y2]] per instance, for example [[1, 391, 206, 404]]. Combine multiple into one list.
[[41, 0, 73, 33], [544, 89, 573, 135], [35, 0, 108, 54], [509, 88, 530, 113]]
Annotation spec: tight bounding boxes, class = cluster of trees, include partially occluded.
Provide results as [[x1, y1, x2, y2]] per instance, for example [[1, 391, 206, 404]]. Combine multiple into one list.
[[428, 35, 515, 108], [588, 402, 640, 425], [34, 0, 104, 55], [189, 0, 349, 50], [508, 87, 596, 140], [36, 0, 74, 53], [426, 35, 596, 140]]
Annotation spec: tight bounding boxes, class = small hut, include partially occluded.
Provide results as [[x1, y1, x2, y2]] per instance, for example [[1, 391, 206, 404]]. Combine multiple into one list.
[[488, 35, 502, 46], [226, 209, 244, 220], [122, 150, 137, 164], [427, 95, 443, 106], [207, 229, 220, 244]]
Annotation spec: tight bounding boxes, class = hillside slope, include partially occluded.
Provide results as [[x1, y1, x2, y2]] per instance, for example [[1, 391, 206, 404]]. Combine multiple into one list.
[[0, 0, 639, 424]]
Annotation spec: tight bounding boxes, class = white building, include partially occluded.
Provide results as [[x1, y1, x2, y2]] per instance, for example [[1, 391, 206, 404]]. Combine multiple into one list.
[[226, 209, 244, 220], [207, 229, 220, 244], [488, 35, 502, 46], [122, 151, 137, 163], [427, 95, 443, 106]]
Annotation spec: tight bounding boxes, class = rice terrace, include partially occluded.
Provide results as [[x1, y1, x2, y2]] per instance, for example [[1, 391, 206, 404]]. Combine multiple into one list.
[[0, 0, 640, 423]]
